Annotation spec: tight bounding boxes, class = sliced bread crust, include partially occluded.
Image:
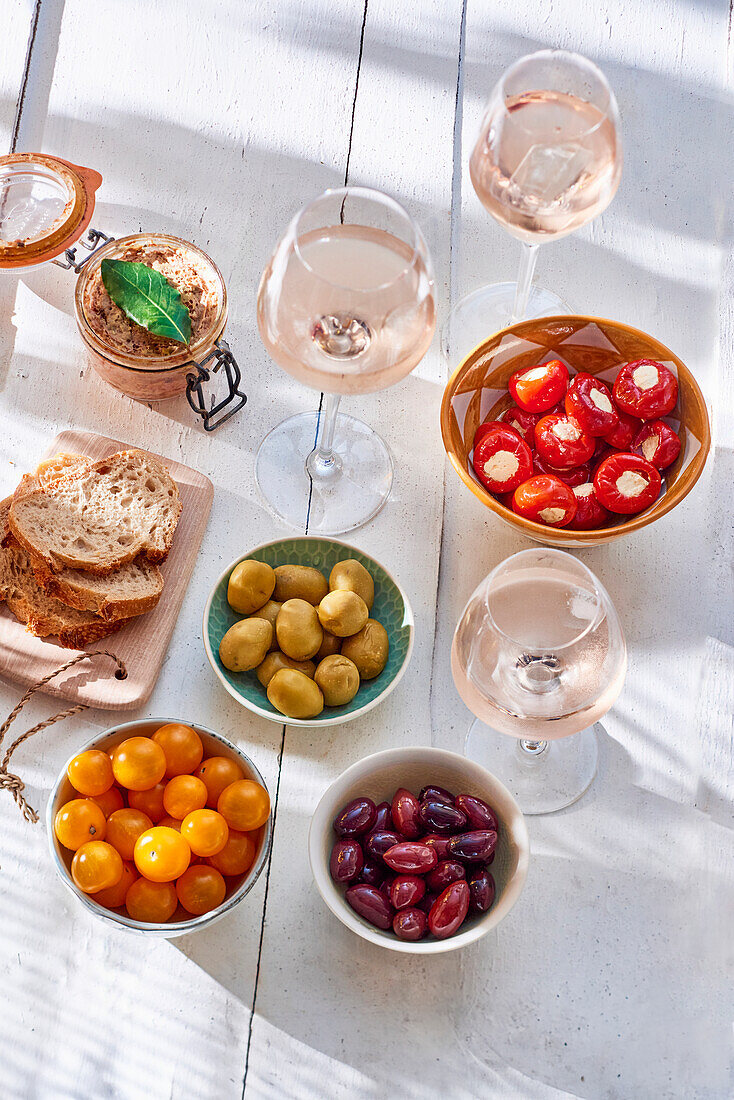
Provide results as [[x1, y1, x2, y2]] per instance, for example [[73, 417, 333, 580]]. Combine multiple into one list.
[[31, 553, 163, 621], [9, 450, 182, 576]]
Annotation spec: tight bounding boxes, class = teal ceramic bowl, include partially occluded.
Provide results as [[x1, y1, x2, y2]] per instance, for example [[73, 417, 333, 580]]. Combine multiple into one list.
[[203, 537, 414, 727]]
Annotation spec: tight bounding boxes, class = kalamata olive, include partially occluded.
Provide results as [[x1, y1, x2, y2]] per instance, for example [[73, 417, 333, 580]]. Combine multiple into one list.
[[391, 788, 423, 839], [365, 830, 403, 860], [390, 874, 426, 910], [345, 884, 394, 930], [468, 867, 496, 913], [418, 891, 438, 914], [428, 880, 470, 939], [379, 875, 396, 902], [383, 842, 437, 874], [329, 838, 363, 883], [333, 797, 377, 837], [373, 801, 393, 832], [455, 794, 499, 832], [393, 907, 428, 941], [359, 855, 385, 887], [419, 785, 455, 805], [426, 859, 466, 893], [422, 833, 453, 860], [418, 798, 467, 834], [447, 830, 498, 863]]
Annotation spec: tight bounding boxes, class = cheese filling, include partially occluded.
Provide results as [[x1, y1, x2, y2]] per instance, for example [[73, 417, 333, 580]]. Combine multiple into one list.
[[574, 483, 594, 498], [616, 470, 648, 497], [483, 450, 519, 483], [641, 435, 659, 463], [552, 420, 580, 442], [522, 366, 550, 382], [539, 506, 566, 523], [590, 388, 613, 413], [632, 363, 659, 390]]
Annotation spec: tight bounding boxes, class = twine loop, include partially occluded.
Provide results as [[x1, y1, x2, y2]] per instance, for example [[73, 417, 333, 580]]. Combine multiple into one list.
[[0, 650, 127, 823]]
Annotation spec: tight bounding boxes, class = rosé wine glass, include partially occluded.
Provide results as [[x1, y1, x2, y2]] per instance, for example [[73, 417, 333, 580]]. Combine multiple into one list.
[[256, 187, 436, 534]]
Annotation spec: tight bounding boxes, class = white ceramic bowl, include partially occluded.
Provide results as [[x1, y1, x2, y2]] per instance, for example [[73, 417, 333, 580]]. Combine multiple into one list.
[[308, 747, 529, 954], [47, 718, 272, 937]]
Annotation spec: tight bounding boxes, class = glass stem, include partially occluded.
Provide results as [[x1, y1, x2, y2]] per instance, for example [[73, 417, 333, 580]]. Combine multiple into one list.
[[307, 393, 342, 480], [511, 242, 540, 323], [519, 739, 549, 757]]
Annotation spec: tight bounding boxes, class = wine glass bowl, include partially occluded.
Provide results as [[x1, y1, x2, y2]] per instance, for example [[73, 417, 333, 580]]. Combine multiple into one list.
[[440, 314, 711, 546]]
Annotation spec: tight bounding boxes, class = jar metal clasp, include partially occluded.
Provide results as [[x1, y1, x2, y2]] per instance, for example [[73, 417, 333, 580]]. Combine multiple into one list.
[[186, 339, 247, 432], [52, 228, 115, 273]]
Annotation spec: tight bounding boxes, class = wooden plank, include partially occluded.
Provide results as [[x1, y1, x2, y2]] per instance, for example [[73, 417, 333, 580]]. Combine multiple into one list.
[[0, 2, 365, 1098], [0, 0, 32, 153], [0, 429, 213, 709]]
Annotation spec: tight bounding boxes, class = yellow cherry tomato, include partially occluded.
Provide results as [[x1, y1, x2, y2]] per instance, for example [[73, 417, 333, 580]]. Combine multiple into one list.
[[125, 877, 178, 923], [111, 737, 166, 791], [195, 756, 245, 808], [106, 808, 153, 861], [163, 775, 208, 820], [67, 749, 114, 797], [207, 829, 257, 877], [87, 786, 125, 817], [180, 809, 229, 857], [71, 841, 123, 894], [94, 861, 138, 909], [133, 826, 191, 882], [128, 783, 166, 822], [176, 865, 226, 916], [217, 780, 270, 832], [55, 799, 106, 851], [152, 723, 204, 778]]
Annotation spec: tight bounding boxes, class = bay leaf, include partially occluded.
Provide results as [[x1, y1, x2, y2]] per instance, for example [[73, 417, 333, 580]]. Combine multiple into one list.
[[100, 259, 192, 345]]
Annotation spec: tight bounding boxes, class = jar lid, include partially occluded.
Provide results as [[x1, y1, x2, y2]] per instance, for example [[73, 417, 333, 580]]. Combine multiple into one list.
[[0, 153, 102, 269]]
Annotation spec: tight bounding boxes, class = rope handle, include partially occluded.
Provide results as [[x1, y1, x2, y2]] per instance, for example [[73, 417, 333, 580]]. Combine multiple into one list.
[[0, 650, 127, 824]]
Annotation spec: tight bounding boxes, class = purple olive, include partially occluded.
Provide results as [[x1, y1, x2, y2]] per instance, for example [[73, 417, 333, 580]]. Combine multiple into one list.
[[373, 801, 393, 832], [393, 907, 428, 941], [428, 881, 470, 939], [455, 794, 499, 832], [421, 833, 453, 861], [447, 830, 498, 863], [418, 798, 468, 834], [365, 830, 403, 860], [333, 797, 377, 837], [419, 785, 455, 805], [390, 874, 426, 910], [426, 859, 466, 893], [391, 788, 423, 839], [418, 891, 438, 914], [468, 867, 496, 913], [383, 842, 438, 875], [345, 884, 394, 930], [329, 838, 363, 884], [359, 855, 385, 887]]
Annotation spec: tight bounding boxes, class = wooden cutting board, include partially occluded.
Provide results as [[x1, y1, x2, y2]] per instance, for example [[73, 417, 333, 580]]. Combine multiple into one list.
[[0, 429, 213, 709]]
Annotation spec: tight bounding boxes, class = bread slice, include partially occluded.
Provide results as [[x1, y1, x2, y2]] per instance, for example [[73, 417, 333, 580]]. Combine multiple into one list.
[[31, 553, 163, 621], [35, 452, 90, 489], [9, 450, 182, 576], [0, 499, 125, 649]]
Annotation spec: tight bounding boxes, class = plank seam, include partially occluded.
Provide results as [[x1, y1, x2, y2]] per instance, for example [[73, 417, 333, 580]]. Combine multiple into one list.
[[10, 0, 43, 154]]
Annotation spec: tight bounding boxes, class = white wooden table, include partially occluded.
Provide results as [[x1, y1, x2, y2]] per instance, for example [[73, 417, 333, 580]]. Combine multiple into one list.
[[1, 3, 732, 1098]]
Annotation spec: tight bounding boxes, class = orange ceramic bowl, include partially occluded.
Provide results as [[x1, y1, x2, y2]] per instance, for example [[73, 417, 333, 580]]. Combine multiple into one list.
[[440, 315, 711, 547]]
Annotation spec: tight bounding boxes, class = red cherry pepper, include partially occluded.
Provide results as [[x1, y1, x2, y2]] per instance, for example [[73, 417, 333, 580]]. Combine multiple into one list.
[[473, 420, 516, 449], [603, 409, 639, 450], [567, 482, 610, 530], [632, 420, 681, 470], [472, 426, 533, 494], [511, 475, 577, 527], [498, 404, 539, 446], [535, 413, 595, 469], [508, 359, 569, 413], [533, 453, 591, 487], [564, 373, 618, 437], [593, 453, 662, 514], [613, 360, 678, 418]]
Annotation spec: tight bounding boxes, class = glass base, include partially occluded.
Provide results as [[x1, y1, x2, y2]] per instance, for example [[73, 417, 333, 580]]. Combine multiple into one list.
[[441, 282, 571, 366], [465, 719, 599, 815], [255, 411, 393, 534]]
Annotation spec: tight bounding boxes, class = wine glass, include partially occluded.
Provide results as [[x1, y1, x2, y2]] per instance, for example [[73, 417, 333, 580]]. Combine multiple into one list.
[[451, 548, 626, 814], [442, 50, 622, 364], [256, 187, 436, 534]]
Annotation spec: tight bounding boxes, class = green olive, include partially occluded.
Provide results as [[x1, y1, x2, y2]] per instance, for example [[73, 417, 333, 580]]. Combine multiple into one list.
[[248, 600, 282, 651], [256, 651, 316, 688], [227, 559, 276, 614], [276, 598, 323, 660], [314, 654, 360, 707], [273, 565, 329, 605], [267, 669, 324, 719], [219, 618, 273, 672], [340, 619, 389, 679], [317, 590, 369, 638], [315, 630, 341, 661], [329, 559, 375, 610]]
